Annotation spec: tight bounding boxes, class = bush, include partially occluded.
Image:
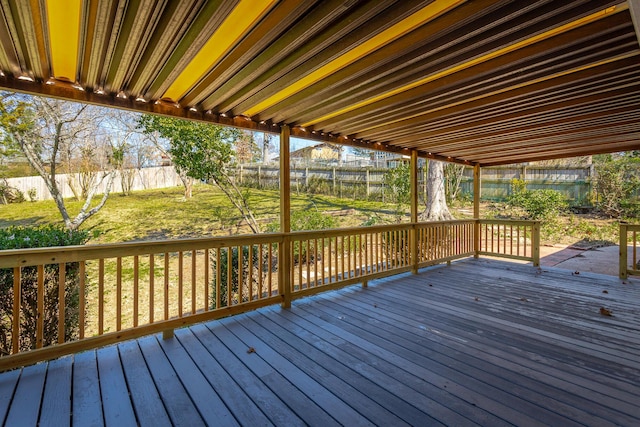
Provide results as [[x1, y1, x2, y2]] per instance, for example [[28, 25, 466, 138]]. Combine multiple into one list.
[[594, 156, 640, 218], [508, 179, 567, 220], [210, 245, 274, 308], [0, 226, 89, 355], [0, 179, 25, 204]]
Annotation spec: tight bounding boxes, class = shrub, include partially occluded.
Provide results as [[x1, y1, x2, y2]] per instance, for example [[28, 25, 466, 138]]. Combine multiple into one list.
[[594, 156, 640, 218], [0, 179, 25, 204], [27, 187, 37, 202], [210, 245, 274, 308], [508, 179, 567, 220], [0, 225, 89, 355]]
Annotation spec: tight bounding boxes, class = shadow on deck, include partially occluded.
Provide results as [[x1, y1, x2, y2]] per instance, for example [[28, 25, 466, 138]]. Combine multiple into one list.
[[1, 258, 639, 426]]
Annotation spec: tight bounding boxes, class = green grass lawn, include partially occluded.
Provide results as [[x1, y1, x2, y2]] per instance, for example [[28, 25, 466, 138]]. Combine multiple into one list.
[[0, 183, 622, 247], [0, 185, 406, 243]]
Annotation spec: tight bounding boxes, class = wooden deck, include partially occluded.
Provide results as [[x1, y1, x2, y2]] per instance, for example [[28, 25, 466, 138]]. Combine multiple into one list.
[[0, 258, 638, 426]]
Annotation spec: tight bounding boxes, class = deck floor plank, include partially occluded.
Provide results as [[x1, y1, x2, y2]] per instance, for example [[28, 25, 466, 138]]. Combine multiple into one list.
[[0, 366, 20, 424], [224, 315, 386, 426], [312, 284, 636, 426], [206, 320, 341, 427], [240, 310, 426, 426], [158, 334, 239, 426], [293, 297, 560, 427], [262, 305, 485, 427], [4, 362, 46, 427], [118, 340, 172, 427], [137, 335, 205, 426], [1, 259, 639, 426], [72, 350, 104, 427], [39, 356, 72, 427], [97, 345, 138, 426], [332, 281, 640, 420], [173, 327, 275, 426], [187, 323, 306, 427]]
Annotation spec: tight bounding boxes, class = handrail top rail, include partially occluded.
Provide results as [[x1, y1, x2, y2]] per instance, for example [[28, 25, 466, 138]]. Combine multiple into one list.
[[620, 223, 640, 231], [479, 219, 541, 226], [0, 219, 535, 269]]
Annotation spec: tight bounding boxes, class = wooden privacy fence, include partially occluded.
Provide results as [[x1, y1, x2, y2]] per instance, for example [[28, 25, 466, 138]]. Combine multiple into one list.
[[619, 223, 640, 279], [239, 164, 596, 203], [0, 219, 540, 371]]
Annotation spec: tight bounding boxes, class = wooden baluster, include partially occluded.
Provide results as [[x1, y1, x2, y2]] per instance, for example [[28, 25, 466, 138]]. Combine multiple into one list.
[[297, 241, 303, 289], [257, 245, 263, 299], [227, 247, 233, 306], [99, 259, 104, 335], [37, 265, 44, 349], [633, 230, 637, 270], [328, 238, 333, 282], [79, 262, 85, 339], [349, 234, 353, 276], [267, 244, 272, 297], [164, 253, 169, 320], [133, 255, 139, 328], [364, 234, 369, 275], [358, 234, 363, 276], [313, 239, 318, 286], [58, 263, 66, 344], [216, 248, 222, 308], [149, 254, 154, 323], [340, 236, 345, 279], [178, 251, 184, 317], [204, 249, 209, 310], [192, 250, 197, 314], [321, 238, 325, 285], [306, 240, 310, 286], [116, 257, 122, 331], [12, 267, 20, 353], [238, 246, 243, 303], [248, 245, 254, 301]]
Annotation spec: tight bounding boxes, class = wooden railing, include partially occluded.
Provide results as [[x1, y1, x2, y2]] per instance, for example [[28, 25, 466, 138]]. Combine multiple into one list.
[[478, 219, 540, 266], [0, 219, 539, 370], [619, 223, 640, 279]]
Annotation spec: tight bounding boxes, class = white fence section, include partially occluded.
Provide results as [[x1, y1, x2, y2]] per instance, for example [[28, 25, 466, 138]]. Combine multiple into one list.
[[4, 166, 182, 201]]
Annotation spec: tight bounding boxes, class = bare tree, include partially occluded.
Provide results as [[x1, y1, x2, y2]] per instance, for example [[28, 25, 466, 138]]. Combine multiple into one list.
[[138, 128, 194, 198], [422, 160, 454, 221], [0, 93, 116, 230]]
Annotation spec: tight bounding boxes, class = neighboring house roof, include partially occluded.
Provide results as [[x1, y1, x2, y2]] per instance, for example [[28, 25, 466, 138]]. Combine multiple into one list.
[[290, 143, 341, 159]]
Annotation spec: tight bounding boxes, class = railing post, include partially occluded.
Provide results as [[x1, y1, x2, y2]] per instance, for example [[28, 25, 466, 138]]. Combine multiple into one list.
[[473, 164, 481, 258], [280, 125, 292, 308], [620, 223, 628, 279], [532, 221, 541, 267], [410, 150, 419, 274]]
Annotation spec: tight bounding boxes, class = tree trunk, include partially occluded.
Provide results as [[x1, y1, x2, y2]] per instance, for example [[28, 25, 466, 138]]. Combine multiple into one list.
[[422, 160, 454, 221], [177, 171, 193, 198]]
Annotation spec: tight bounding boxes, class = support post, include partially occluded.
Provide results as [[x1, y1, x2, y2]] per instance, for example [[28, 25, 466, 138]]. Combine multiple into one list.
[[620, 223, 628, 279], [473, 164, 481, 258], [279, 125, 292, 308], [410, 150, 419, 274], [532, 221, 541, 267]]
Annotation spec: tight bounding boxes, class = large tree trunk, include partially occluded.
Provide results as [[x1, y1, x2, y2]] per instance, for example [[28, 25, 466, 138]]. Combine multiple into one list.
[[422, 160, 454, 221]]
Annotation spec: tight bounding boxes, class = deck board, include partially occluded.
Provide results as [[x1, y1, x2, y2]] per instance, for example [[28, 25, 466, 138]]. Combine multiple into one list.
[[5, 362, 46, 426], [97, 345, 138, 426], [118, 340, 172, 427], [39, 356, 72, 427], [72, 350, 103, 426], [0, 258, 639, 426]]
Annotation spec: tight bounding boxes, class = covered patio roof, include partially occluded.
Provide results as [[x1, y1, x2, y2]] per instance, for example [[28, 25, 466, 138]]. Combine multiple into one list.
[[1, 0, 640, 166]]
